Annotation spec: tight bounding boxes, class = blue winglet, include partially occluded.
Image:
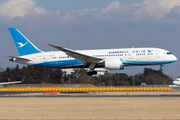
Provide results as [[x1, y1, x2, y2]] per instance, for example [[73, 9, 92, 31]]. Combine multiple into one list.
[[8, 28, 42, 56]]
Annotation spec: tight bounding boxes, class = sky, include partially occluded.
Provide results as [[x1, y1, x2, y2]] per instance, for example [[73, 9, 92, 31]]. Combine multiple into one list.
[[0, 0, 180, 80]]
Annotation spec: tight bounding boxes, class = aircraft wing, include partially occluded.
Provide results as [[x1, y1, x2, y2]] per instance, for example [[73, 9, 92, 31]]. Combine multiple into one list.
[[0, 81, 22, 85], [0, 75, 25, 85], [47, 44, 103, 64]]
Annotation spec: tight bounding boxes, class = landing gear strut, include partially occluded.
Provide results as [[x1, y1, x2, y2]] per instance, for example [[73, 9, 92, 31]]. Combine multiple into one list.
[[159, 64, 165, 71], [159, 67, 163, 72], [87, 63, 97, 76], [87, 71, 97, 76]]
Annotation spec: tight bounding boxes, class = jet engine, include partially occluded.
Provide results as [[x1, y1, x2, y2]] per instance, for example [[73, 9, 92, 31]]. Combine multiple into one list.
[[105, 58, 124, 70]]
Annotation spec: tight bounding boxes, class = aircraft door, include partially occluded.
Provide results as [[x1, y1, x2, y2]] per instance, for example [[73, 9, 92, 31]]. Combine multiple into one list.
[[43, 55, 48, 62], [156, 53, 160, 58], [128, 53, 133, 59]]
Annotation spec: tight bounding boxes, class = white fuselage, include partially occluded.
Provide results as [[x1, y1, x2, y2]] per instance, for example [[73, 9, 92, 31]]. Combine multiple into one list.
[[14, 47, 177, 69]]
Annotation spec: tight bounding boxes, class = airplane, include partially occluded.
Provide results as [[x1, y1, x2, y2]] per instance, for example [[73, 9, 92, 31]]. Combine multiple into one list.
[[0, 75, 25, 85], [7, 28, 177, 76], [173, 77, 180, 86]]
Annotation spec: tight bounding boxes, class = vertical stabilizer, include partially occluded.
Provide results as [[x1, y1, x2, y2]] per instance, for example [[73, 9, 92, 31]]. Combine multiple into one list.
[[8, 28, 42, 56]]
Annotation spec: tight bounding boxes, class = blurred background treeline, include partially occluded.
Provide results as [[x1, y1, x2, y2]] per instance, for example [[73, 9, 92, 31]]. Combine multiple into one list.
[[0, 65, 173, 85]]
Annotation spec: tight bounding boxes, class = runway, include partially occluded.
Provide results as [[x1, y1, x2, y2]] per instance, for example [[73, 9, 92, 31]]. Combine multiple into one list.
[[1, 92, 180, 119]]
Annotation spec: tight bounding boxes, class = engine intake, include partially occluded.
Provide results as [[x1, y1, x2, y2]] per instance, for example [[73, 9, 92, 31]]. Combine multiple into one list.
[[105, 58, 124, 70]]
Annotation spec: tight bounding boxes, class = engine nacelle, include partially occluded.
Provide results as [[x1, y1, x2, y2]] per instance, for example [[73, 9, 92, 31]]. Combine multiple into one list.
[[105, 58, 124, 70]]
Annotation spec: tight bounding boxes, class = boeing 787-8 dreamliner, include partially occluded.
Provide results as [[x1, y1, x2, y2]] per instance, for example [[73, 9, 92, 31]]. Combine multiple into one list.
[[7, 28, 177, 76]]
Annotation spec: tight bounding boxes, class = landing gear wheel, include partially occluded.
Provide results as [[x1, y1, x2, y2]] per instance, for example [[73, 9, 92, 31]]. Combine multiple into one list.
[[87, 71, 97, 76], [87, 72, 93, 76]]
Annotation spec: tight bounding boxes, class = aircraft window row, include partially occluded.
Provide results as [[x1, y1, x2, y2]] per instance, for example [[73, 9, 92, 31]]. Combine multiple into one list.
[[93, 54, 123, 57], [53, 56, 72, 59], [53, 53, 142, 59], [136, 53, 145, 55], [167, 52, 172, 55]]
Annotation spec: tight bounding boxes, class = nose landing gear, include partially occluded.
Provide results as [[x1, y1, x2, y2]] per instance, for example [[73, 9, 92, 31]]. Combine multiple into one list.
[[159, 67, 163, 71], [159, 64, 165, 71]]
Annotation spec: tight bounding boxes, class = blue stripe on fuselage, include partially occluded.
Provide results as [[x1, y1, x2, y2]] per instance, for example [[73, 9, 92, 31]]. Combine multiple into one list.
[[123, 60, 177, 66], [33, 59, 83, 68]]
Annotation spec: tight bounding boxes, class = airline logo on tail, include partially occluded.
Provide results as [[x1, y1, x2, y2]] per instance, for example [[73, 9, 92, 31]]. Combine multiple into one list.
[[18, 42, 28, 48]]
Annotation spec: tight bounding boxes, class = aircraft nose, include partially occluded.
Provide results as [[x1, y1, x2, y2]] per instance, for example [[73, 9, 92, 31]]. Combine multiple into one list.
[[173, 80, 178, 85], [173, 81, 175, 84], [173, 55, 177, 61]]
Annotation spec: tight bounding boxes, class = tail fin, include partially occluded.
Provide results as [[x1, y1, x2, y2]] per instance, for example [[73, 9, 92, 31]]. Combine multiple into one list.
[[8, 28, 42, 56]]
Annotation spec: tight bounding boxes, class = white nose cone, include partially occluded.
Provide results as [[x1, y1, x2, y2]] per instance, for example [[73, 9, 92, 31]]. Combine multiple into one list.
[[173, 55, 177, 61], [173, 81, 176, 84]]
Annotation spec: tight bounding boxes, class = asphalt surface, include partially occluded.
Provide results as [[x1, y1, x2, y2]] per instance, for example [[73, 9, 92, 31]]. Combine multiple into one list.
[[0, 94, 180, 97]]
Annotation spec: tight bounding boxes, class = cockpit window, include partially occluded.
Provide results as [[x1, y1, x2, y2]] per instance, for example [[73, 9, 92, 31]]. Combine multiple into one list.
[[167, 52, 172, 55]]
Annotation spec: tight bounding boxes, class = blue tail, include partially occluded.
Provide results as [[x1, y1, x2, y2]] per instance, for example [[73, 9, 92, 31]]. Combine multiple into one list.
[[8, 28, 42, 56]]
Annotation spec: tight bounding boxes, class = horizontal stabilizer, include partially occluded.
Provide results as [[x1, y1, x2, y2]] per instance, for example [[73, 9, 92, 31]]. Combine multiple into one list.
[[6, 56, 32, 61]]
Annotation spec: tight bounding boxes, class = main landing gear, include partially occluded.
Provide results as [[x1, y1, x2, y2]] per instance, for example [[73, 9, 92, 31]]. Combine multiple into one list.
[[159, 64, 165, 72], [87, 71, 97, 76], [87, 63, 97, 76]]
